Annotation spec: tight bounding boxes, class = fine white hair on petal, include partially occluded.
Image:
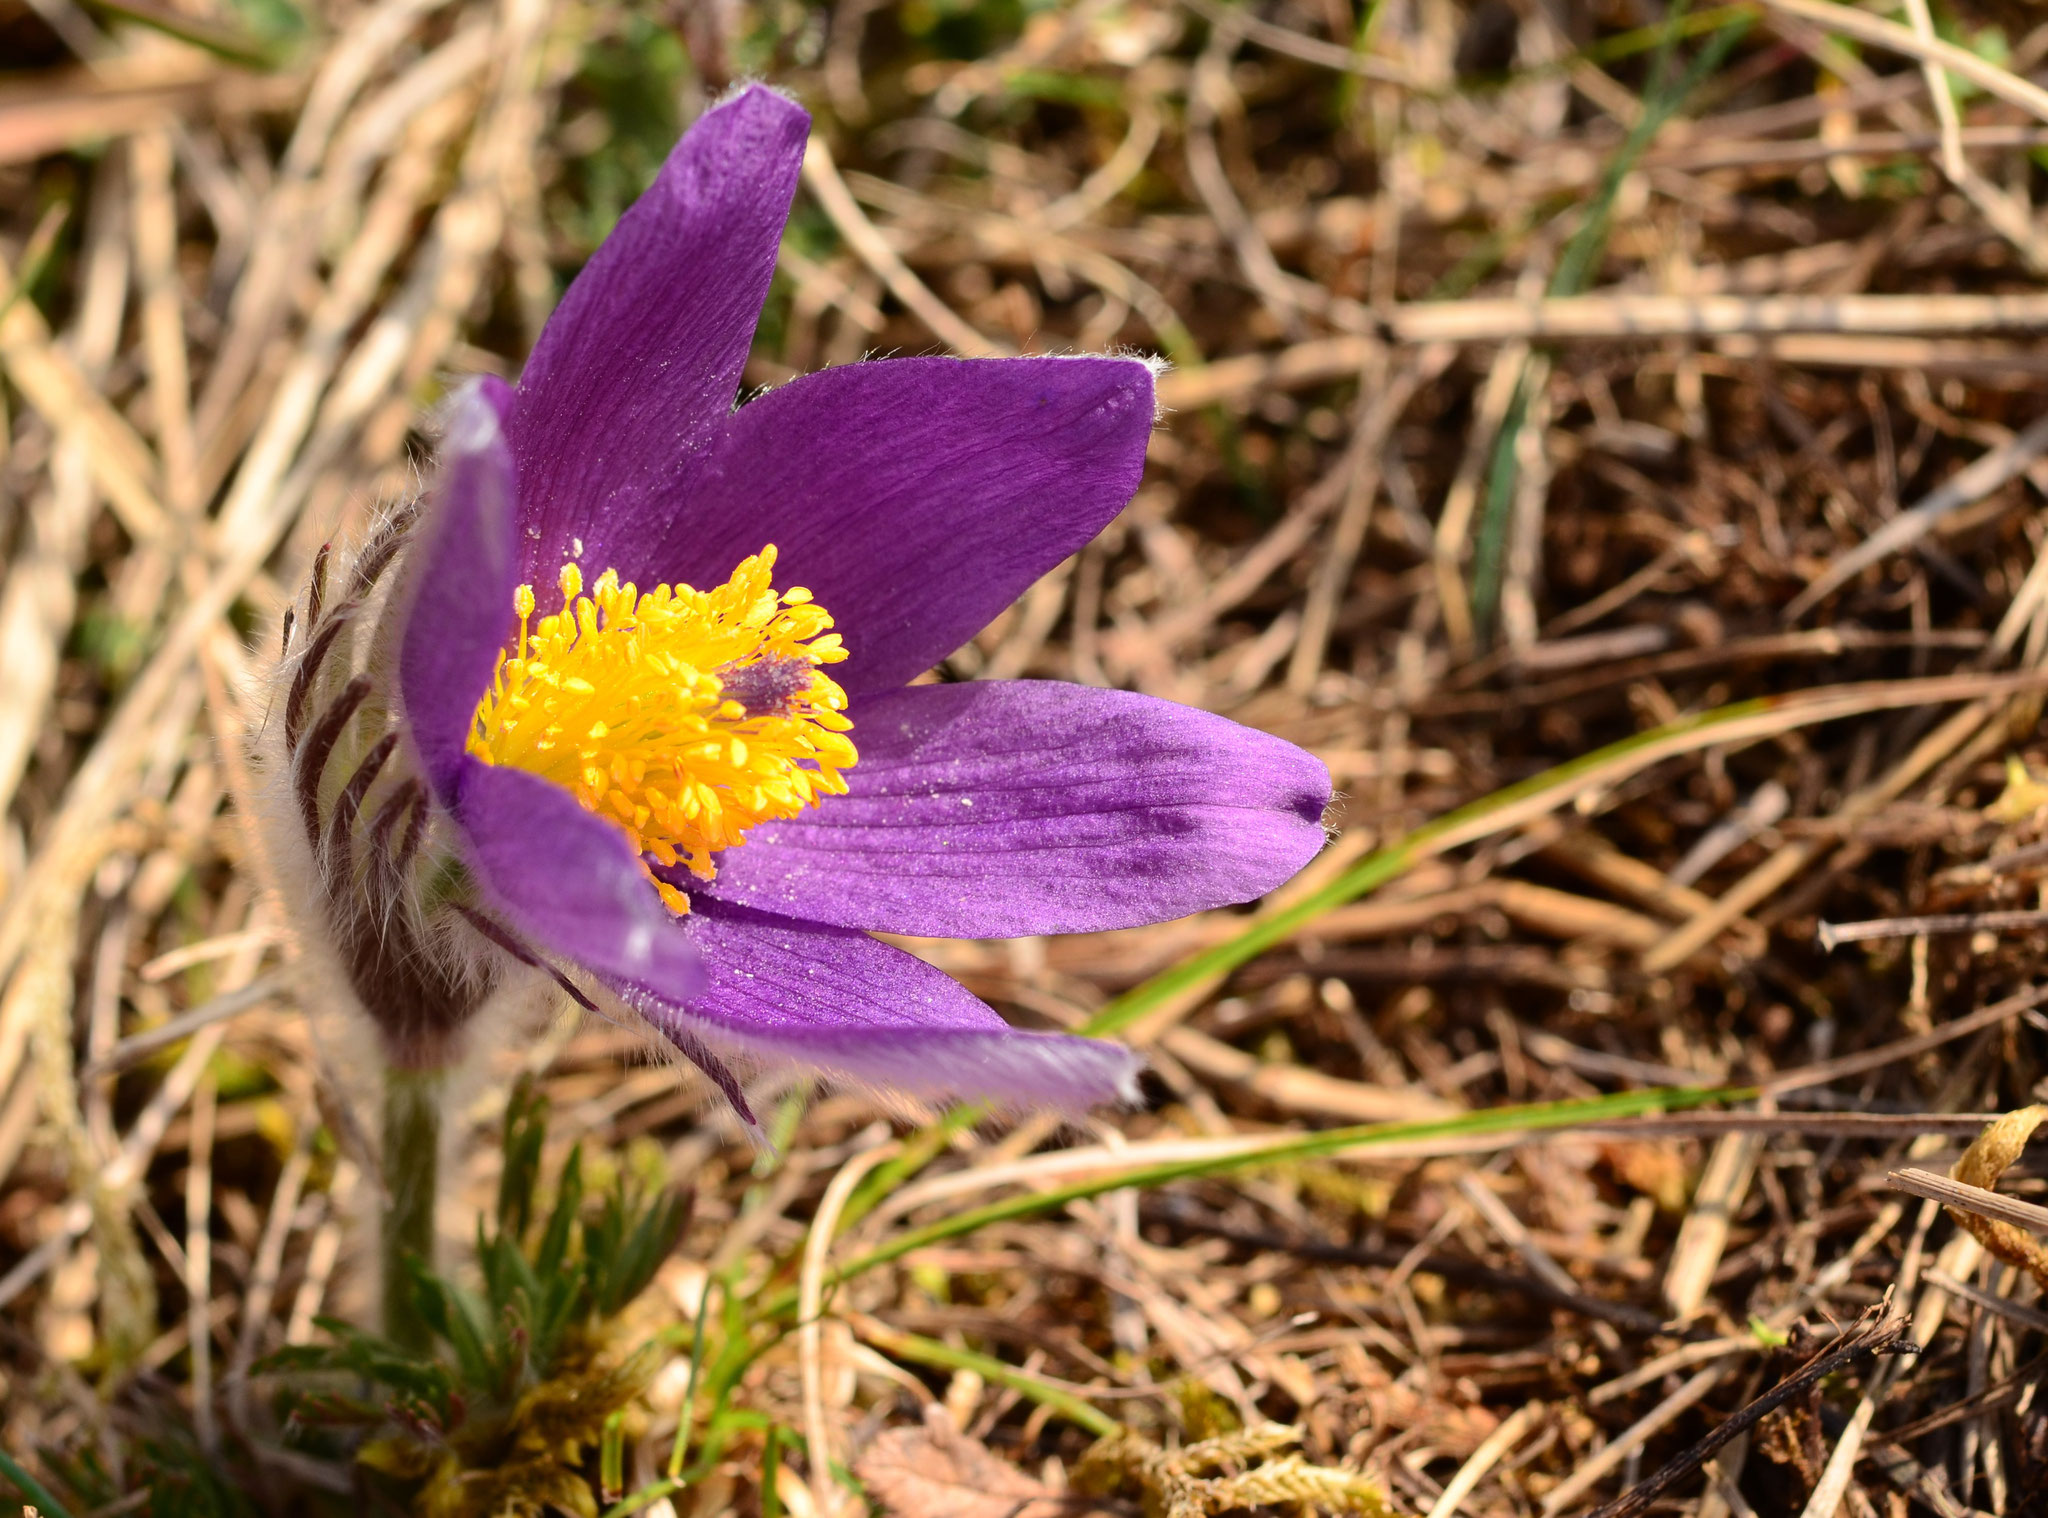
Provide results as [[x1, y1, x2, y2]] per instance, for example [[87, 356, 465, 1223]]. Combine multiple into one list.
[[597, 972, 1147, 1150], [641, 997, 1142, 1120], [438, 377, 504, 454], [245, 491, 555, 1068], [590, 982, 774, 1149], [1017, 346, 1169, 422], [708, 76, 806, 113], [1106, 345, 1172, 420]]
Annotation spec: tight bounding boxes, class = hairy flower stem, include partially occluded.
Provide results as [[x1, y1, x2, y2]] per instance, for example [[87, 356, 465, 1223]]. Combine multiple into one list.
[[381, 1064, 443, 1350]]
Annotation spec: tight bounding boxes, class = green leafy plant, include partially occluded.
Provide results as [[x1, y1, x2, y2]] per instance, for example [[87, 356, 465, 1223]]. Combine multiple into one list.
[[264, 1077, 691, 1518], [5, 1427, 258, 1518]]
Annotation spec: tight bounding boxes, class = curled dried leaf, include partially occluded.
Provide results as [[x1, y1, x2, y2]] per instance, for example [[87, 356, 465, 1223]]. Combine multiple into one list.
[[1947, 1105, 2048, 1292], [1952, 1105, 2045, 1189]]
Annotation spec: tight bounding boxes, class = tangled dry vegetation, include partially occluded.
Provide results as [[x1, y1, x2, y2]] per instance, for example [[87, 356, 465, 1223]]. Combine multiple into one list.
[[7, 0, 2048, 1512]]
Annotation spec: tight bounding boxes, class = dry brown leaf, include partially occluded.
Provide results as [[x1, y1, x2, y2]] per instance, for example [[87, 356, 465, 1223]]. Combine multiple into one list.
[[856, 1407, 1119, 1518], [1951, 1104, 2045, 1189], [1598, 1139, 1692, 1213], [1947, 1104, 2048, 1290]]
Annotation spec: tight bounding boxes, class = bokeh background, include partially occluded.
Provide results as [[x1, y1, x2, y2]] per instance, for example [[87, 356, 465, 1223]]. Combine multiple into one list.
[[4, 0, 2048, 1513]]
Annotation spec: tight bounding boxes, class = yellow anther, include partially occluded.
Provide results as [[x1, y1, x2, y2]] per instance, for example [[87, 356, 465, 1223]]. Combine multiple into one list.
[[469, 546, 856, 914]]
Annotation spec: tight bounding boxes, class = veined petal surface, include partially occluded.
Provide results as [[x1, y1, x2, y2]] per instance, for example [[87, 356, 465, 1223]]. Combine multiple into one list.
[[506, 85, 808, 584], [616, 901, 1142, 1111], [451, 761, 701, 994], [634, 355, 1155, 698], [700, 680, 1331, 936], [398, 377, 520, 796]]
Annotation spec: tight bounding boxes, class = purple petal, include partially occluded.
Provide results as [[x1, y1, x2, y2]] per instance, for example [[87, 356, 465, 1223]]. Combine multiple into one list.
[[398, 379, 519, 795], [634, 355, 1155, 698], [506, 85, 808, 584], [612, 900, 1141, 1111], [700, 680, 1331, 936], [450, 759, 701, 994]]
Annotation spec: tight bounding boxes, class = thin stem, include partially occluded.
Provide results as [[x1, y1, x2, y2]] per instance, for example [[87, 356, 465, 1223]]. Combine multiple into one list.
[[852, 1318, 1118, 1437], [753, 1082, 1746, 1325], [666, 1274, 725, 1477], [1816, 908, 2048, 949], [381, 1063, 443, 1350], [0, 1445, 77, 1518]]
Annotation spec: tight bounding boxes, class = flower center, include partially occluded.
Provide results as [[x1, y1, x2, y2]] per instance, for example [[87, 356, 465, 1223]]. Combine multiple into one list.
[[468, 547, 856, 914]]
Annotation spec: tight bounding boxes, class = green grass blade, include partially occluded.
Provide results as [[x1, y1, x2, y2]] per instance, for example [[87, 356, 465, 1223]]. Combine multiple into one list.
[[1083, 672, 2019, 1040], [1583, 4, 1757, 66], [789, 669, 2015, 1314], [81, 0, 298, 66], [666, 1275, 726, 1478], [1470, 4, 1751, 632], [855, 1321, 1118, 1437], [0, 1446, 76, 1518], [834, 1102, 985, 1237], [804, 671, 2024, 1290], [1468, 373, 1532, 637], [761, 1083, 1749, 1324], [1552, 8, 1752, 301]]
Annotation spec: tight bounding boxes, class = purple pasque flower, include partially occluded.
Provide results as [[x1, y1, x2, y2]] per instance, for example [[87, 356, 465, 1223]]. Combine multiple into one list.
[[288, 84, 1329, 1121]]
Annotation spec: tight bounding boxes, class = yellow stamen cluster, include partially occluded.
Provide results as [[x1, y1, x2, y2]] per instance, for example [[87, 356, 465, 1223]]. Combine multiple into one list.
[[468, 547, 856, 914]]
